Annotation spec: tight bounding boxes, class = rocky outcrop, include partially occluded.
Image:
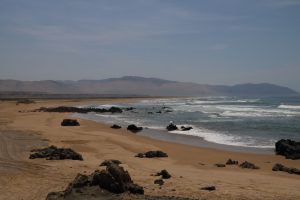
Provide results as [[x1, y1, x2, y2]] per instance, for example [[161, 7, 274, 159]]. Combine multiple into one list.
[[29, 145, 83, 160], [47, 159, 143, 200], [61, 119, 80, 126], [239, 161, 259, 169], [135, 151, 168, 158], [272, 163, 300, 175], [96, 160, 144, 194], [226, 159, 238, 165], [156, 169, 171, 179], [166, 123, 178, 131], [36, 106, 123, 113], [127, 124, 143, 133], [275, 139, 300, 160], [111, 124, 122, 129]]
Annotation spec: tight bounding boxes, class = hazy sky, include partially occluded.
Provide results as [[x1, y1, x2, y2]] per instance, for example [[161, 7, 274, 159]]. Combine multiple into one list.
[[0, 0, 299, 91]]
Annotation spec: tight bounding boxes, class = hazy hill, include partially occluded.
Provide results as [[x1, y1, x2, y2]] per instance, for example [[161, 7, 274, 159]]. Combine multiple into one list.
[[0, 76, 298, 97]]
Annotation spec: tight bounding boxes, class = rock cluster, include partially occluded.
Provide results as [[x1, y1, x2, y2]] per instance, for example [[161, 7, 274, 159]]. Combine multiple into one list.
[[36, 106, 123, 113], [239, 161, 259, 169], [29, 145, 83, 160], [46, 159, 143, 200], [135, 151, 168, 158], [275, 139, 300, 160], [61, 119, 80, 126], [127, 124, 143, 133], [272, 163, 300, 175]]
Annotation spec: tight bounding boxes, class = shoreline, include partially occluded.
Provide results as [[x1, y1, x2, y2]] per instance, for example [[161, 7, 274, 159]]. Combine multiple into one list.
[[76, 112, 274, 155], [0, 98, 300, 200]]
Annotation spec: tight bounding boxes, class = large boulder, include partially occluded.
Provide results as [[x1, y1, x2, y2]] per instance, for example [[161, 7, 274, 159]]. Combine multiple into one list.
[[61, 119, 80, 126], [275, 139, 300, 160], [272, 163, 300, 175], [127, 124, 143, 133], [97, 160, 144, 194], [29, 145, 83, 160]]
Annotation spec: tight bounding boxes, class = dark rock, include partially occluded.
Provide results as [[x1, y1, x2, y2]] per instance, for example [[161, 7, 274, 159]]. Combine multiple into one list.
[[61, 119, 80, 126], [154, 179, 164, 186], [272, 163, 300, 175], [166, 123, 178, 131], [156, 169, 171, 179], [125, 107, 136, 111], [98, 160, 144, 194], [108, 107, 123, 113], [156, 111, 162, 114], [145, 151, 168, 158], [226, 159, 238, 165], [164, 110, 173, 113], [111, 124, 122, 129], [36, 106, 123, 114], [16, 99, 35, 105], [275, 139, 300, 160], [100, 159, 122, 167], [72, 174, 90, 188], [239, 161, 259, 169], [214, 163, 226, 168], [200, 186, 216, 191], [29, 145, 83, 160], [181, 126, 193, 131], [127, 124, 143, 133], [135, 151, 168, 158]]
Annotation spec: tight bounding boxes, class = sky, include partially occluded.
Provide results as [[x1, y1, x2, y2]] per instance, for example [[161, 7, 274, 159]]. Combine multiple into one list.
[[0, 0, 299, 91]]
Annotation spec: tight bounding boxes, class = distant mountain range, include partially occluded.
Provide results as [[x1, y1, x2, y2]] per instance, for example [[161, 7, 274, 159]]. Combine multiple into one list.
[[0, 76, 298, 97]]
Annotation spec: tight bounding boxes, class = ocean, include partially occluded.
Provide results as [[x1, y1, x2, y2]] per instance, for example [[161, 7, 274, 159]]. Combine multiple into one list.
[[76, 96, 300, 151]]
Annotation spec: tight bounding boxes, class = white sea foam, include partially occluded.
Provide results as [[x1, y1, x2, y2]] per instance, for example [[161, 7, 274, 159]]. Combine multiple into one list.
[[278, 104, 300, 110], [170, 126, 274, 148]]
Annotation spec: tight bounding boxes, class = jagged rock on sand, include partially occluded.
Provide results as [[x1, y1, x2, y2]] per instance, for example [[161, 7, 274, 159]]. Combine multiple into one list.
[[239, 161, 259, 169], [226, 158, 238, 165], [272, 163, 300, 175], [275, 139, 300, 160], [127, 124, 143, 133], [61, 119, 80, 126], [29, 145, 83, 160], [135, 151, 168, 158]]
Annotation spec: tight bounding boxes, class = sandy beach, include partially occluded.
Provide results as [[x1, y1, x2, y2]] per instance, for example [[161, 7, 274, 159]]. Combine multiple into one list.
[[0, 98, 299, 200]]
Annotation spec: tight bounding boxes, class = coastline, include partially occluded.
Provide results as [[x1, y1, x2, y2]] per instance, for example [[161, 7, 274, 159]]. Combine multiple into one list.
[[0, 98, 300, 200]]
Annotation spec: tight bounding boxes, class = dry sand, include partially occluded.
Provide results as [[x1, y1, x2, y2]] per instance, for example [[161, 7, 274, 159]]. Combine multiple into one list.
[[0, 99, 299, 200]]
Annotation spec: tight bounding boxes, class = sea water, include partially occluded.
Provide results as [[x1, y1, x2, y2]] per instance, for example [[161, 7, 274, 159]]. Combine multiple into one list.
[[76, 96, 300, 149]]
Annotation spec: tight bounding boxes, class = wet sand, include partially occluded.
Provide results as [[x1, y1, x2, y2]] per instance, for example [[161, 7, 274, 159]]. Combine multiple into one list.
[[0, 99, 299, 200]]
